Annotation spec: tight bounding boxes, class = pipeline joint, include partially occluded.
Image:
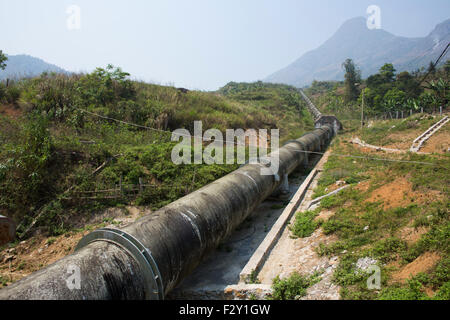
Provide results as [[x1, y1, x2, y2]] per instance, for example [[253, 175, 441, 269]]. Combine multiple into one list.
[[75, 228, 164, 300]]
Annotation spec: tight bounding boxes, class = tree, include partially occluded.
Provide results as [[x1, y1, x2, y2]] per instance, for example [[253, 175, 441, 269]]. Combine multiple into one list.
[[444, 60, 450, 76], [0, 50, 7, 70], [418, 92, 438, 113], [427, 61, 436, 75], [396, 71, 422, 98], [379, 63, 396, 82], [427, 78, 449, 107], [383, 88, 406, 111], [342, 58, 361, 103]]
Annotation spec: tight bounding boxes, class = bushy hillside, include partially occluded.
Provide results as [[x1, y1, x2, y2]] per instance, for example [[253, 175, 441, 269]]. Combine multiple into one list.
[[308, 116, 449, 300], [0, 67, 313, 237], [304, 60, 449, 122]]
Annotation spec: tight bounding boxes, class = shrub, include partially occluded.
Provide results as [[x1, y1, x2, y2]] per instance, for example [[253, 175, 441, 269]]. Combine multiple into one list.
[[378, 279, 429, 300], [5, 86, 21, 104], [271, 272, 321, 300], [0, 114, 53, 221], [434, 281, 450, 300], [291, 210, 319, 238]]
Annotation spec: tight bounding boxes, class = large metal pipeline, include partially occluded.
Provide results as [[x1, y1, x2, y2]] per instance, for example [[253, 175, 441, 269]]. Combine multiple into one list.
[[299, 89, 322, 121], [0, 124, 336, 300]]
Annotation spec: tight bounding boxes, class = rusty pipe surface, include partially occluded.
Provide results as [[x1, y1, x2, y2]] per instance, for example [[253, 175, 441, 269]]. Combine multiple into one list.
[[0, 125, 335, 300]]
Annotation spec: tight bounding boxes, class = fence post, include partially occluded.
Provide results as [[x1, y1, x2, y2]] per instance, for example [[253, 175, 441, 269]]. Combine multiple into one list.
[[440, 106, 443, 115], [401, 111, 404, 119], [421, 107, 423, 114], [396, 111, 399, 119], [139, 178, 143, 194], [410, 110, 412, 117]]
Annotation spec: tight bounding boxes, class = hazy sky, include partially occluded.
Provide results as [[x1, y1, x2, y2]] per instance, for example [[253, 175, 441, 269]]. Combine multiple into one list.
[[1, 0, 449, 90]]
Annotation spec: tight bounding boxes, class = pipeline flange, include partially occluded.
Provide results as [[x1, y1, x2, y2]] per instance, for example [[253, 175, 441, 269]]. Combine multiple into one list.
[[75, 228, 164, 300]]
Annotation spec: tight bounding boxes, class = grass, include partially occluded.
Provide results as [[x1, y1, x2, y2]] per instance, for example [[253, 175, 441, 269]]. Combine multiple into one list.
[[0, 275, 8, 287], [46, 238, 56, 246], [271, 271, 322, 300], [0, 70, 314, 237], [360, 114, 444, 146], [308, 116, 450, 300], [248, 269, 261, 284], [291, 210, 321, 238]]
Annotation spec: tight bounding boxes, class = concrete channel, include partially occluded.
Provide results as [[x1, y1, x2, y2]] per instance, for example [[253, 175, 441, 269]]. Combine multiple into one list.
[[168, 154, 324, 300]]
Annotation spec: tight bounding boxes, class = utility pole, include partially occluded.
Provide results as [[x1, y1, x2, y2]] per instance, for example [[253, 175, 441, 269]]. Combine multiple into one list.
[[355, 83, 365, 131], [361, 88, 365, 130]]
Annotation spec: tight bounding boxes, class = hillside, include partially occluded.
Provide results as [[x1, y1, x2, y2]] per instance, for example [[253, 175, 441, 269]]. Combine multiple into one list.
[[300, 114, 449, 300], [266, 17, 450, 87], [0, 68, 313, 241], [0, 54, 68, 81]]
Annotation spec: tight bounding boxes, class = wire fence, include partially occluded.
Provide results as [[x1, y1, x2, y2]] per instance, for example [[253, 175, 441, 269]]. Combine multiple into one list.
[[339, 105, 448, 122], [62, 177, 194, 201]]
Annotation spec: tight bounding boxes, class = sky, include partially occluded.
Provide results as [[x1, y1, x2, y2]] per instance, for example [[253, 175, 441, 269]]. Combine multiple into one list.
[[1, 0, 449, 90]]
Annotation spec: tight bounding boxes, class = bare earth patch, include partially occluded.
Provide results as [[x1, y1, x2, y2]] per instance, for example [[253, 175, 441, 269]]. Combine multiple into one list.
[[0, 232, 87, 286], [355, 180, 371, 193], [366, 177, 443, 210], [0, 206, 144, 287], [398, 225, 430, 245], [384, 131, 421, 150], [315, 210, 335, 222], [0, 104, 22, 119], [391, 252, 441, 283], [420, 130, 450, 154]]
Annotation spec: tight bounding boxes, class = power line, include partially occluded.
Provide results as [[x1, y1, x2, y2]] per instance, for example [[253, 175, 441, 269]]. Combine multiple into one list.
[[80, 109, 443, 167], [81, 108, 253, 147], [400, 39, 448, 71], [417, 42, 450, 86]]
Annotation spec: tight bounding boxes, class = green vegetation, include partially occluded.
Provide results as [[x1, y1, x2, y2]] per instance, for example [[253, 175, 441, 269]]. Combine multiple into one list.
[[291, 210, 320, 238], [360, 114, 444, 146], [311, 119, 449, 300], [248, 269, 261, 284], [218, 81, 314, 140], [271, 271, 322, 300], [0, 50, 7, 70], [342, 58, 361, 103], [306, 59, 449, 120], [0, 67, 313, 237], [377, 279, 430, 300], [46, 238, 56, 246], [0, 275, 8, 287]]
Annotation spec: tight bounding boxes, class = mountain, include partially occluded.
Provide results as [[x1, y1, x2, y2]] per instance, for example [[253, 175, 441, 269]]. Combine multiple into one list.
[[0, 54, 68, 80], [265, 17, 450, 87]]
